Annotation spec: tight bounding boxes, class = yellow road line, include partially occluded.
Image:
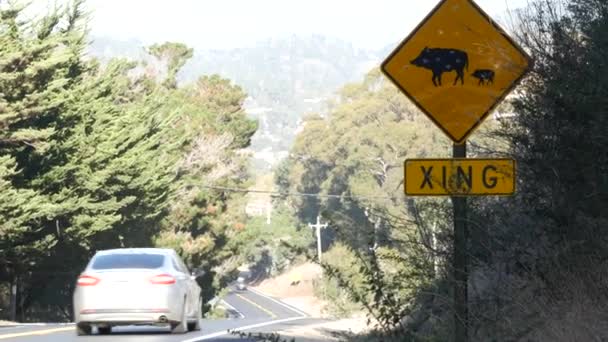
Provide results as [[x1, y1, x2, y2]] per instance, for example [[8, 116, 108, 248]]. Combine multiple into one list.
[[235, 293, 278, 319], [0, 326, 73, 340]]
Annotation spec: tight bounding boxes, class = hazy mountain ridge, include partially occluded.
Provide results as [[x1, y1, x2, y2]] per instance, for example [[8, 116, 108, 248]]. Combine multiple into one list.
[[87, 35, 393, 170]]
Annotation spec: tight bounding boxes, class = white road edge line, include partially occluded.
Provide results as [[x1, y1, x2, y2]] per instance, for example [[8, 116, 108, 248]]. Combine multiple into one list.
[[219, 299, 245, 319], [0, 326, 24, 331], [2, 323, 73, 327], [180, 316, 307, 342], [247, 287, 310, 317], [0, 323, 74, 331]]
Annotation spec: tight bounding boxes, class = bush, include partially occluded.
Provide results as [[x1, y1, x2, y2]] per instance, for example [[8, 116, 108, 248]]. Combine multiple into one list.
[[314, 243, 364, 318], [205, 306, 227, 320], [229, 205, 314, 280]]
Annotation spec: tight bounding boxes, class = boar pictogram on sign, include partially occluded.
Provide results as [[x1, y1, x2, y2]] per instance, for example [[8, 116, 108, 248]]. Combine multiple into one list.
[[472, 69, 495, 85], [410, 47, 468, 86], [381, 0, 532, 143]]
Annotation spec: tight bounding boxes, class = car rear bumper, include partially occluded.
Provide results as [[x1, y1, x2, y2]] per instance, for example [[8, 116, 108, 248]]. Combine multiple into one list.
[[76, 309, 174, 326], [73, 286, 184, 324], [75, 307, 182, 325]]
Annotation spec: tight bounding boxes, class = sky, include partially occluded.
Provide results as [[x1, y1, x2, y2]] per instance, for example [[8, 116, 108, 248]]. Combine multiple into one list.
[[30, 0, 530, 50]]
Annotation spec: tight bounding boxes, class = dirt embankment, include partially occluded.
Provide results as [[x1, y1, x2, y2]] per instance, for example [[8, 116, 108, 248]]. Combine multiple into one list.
[[252, 262, 369, 340]]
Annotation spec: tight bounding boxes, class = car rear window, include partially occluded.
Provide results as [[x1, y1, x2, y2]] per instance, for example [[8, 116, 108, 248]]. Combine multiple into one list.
[[91, 253, 165, 270]]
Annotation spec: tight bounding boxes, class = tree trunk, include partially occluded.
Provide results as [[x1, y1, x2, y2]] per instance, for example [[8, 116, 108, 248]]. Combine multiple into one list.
[[9, 279, 17, 322]]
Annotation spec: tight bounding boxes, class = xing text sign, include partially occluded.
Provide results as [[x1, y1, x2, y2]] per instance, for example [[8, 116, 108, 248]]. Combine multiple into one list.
[[404, 158, 515, 196]]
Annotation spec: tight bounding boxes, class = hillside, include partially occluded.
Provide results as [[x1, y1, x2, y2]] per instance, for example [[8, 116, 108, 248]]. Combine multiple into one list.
[[87, 35, 390, 171]]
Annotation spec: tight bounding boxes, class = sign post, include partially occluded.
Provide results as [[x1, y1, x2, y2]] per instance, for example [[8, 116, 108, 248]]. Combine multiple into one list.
[[380, 0, 531, 340], [452, 143, 468, 341]]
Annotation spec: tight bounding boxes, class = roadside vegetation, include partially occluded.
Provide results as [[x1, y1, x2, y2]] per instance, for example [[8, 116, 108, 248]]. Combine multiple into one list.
[[204, 306, 228, 320], [0, 0, 256, 321], [276, 0, 608, 340], [226, 204, 313, 281]]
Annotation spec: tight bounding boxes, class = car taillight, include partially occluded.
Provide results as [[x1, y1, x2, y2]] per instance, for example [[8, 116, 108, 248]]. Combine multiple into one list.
[[149, 274, 175, 285], [77, 275, 100, 286]]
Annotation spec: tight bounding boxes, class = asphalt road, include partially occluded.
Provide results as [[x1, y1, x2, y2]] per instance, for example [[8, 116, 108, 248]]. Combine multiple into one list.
[[0, 287, 327, 342]]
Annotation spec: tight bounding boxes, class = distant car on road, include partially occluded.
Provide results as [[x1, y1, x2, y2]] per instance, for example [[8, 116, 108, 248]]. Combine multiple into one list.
[[236, 276, 247, 291], [73, 248, 204, 336]]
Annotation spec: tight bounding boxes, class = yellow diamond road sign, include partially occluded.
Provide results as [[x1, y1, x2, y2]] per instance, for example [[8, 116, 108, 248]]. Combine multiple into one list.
[[404, 159, 515, 196], [381, 0, 532, 143]]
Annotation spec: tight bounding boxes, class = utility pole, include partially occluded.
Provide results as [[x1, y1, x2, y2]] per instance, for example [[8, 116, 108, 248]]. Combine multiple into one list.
[[308, 216, 328, 262], [266, 204, 272, 225]]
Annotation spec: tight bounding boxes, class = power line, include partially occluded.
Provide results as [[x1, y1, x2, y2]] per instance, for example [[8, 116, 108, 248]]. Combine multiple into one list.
[[200, 185, 401, 201]]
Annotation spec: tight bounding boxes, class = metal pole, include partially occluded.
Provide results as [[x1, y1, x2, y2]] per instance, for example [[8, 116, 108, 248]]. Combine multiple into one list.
[[308, 216, 327, 263], [266, 204, 271, 225], [432, 221, 439, 277], [452, 142, 468, 342], [317, 221, 322, 262]]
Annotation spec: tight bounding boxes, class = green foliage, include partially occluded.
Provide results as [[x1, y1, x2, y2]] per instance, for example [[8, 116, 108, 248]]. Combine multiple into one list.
[[369, 0, 608, 340], [90, 35, 389, 169], [146, 42, 193, 88], [227, 205, 313, 279], [0, 1, 256, 321], [278, 67, 451, 337], [0, 1, 93, 315], [319, 243, 436, 335], [313, 243, 364, 318], [205, 305, 227, 320], [277, 68, 452, 252], [190, 74, 258, 148], [506, 0, 608, 259]]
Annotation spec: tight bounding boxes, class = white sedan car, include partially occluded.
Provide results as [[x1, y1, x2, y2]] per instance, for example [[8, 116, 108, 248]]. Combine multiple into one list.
[[73, 248, 203, 335]]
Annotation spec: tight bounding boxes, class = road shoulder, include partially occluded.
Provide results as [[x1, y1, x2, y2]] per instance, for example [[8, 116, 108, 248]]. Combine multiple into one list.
[[248, 285, 369, 341], [246, 316, 368, 342]]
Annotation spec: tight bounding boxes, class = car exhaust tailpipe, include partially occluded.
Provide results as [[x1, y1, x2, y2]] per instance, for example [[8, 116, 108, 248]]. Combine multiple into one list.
[[159, 315, 168, 323]]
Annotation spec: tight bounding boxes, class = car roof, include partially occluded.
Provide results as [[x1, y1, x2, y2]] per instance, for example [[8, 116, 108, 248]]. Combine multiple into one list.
[[94, 248, 175, 256]]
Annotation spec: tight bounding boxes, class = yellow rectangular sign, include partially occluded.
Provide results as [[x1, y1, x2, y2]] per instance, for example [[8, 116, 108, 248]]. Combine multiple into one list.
[[404, 158, 515, 196]]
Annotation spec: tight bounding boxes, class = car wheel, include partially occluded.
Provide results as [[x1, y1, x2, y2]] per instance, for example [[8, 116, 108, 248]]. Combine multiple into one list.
[[187, 297, 202, 332], [171, 298, 188, 334], [98, 326, 112, 335], [76, 323, 92, 336]]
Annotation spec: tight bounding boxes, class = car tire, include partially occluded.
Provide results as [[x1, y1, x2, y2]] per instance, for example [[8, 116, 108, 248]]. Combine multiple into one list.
[[187, 297, 202, 332], [76, 323, 92, 336], [98, 326, 112, 335], [171, 298, 188, 334]]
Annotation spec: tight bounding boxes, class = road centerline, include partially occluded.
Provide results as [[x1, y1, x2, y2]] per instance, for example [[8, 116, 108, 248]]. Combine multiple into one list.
[[247, 287, 309, 317]]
